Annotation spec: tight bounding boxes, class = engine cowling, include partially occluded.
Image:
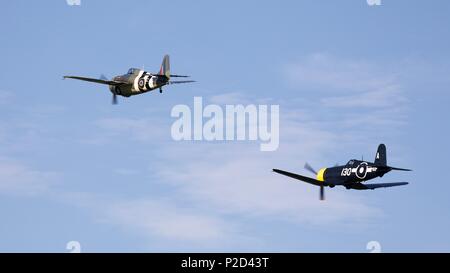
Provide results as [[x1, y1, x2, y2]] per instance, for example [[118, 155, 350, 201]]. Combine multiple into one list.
[[109, 85, 121, 95]]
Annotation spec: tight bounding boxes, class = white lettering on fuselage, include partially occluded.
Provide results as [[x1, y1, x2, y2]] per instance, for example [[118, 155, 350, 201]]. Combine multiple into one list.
[[341, 163, 377, 180]]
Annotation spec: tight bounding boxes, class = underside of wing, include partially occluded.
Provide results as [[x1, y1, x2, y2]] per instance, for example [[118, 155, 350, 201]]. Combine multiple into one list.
[[273, 169, 322, 186], [350, 182, 409, 190], [63, 76, 126, 86]]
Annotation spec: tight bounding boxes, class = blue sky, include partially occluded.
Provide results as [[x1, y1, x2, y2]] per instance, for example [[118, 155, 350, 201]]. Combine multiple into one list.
[[0, 0, 450, 252]]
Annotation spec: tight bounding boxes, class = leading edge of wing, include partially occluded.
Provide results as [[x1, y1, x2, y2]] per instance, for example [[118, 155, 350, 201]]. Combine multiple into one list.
[[360, 182, 409, 190], [63, 76, 125, 86], [273, 169, 322, 186]]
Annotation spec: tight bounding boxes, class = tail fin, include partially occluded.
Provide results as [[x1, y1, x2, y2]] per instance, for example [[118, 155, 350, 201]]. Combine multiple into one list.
[[159, 55, 170, 79], [374, 144, 387, 166]]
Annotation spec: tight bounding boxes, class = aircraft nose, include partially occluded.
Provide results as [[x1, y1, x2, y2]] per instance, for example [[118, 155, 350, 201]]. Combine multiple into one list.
[[316, 168, 327, 182]]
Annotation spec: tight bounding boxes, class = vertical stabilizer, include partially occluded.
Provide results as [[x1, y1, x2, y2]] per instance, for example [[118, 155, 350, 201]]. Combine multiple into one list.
[[374, 144, 387, 166], [159, 55, 170, 79]]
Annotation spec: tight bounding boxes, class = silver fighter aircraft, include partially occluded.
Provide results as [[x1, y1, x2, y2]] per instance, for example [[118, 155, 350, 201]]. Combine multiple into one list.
[[64, 55, 195, 104]]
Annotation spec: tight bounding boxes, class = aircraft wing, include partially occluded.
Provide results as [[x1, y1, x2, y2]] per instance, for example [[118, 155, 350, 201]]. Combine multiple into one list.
[[273, 169, 322, 186], [63, 76, 126, 86], [359, 182, 409, 190]]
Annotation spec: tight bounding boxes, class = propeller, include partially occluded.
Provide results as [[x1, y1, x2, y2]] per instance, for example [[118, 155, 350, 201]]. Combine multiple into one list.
[[304, 162, 325, 201], [320, 185, 325, 201], [304, 162, 317, 175], [100, 75, 118, 105]]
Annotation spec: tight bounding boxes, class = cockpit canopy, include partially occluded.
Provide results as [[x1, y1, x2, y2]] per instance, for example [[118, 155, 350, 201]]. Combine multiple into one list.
[[347, 160, 356, 166], [127, 68, 140, 75]]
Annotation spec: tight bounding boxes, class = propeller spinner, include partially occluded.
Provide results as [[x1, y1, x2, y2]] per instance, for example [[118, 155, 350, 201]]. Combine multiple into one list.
[[304, 162, 325, 201]]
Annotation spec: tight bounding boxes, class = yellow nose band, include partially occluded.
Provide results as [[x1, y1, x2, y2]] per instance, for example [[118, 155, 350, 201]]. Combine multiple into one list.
[[317, 168, 326, 182]]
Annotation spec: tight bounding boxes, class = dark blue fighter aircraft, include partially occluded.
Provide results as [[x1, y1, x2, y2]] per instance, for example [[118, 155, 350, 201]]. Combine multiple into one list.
[[273, 144, 411, 200]]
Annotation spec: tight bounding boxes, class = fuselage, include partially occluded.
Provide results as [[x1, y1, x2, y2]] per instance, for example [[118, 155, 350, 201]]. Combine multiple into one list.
[[317, 159, 390, 187], [109, 68, 168, 97]]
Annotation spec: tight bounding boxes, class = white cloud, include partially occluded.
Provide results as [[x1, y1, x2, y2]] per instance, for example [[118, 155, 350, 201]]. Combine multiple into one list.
[[105, 199, 237, 242], [286, 53, 397, 92], [321, 84, 407, 108], [95, 117, 168, 143], [114, 168, 140, 176], [209, 92, 251, 105], [284, 53, 410, 136], [0, 90, 13, 104], [0, 158, 58, 196], [54, 191, 252, 248]]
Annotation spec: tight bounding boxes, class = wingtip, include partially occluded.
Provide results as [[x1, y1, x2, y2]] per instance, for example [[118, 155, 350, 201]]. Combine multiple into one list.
[[273, 168, 283, 174]]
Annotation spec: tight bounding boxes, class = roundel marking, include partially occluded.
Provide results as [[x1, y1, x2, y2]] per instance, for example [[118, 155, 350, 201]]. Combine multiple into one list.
[[138, 78, 145, 89], [355, 162, 368, 179]]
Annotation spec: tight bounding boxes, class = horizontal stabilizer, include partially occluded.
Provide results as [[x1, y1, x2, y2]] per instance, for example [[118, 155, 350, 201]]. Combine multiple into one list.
[[389, 166, 412, 171], [169, 80, 196, 84], [351, 182, 409, 190], [377, 165, 412, 172]]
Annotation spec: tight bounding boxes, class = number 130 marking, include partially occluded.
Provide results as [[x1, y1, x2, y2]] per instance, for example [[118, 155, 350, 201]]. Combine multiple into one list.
[[341, 168, 352, 176]]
